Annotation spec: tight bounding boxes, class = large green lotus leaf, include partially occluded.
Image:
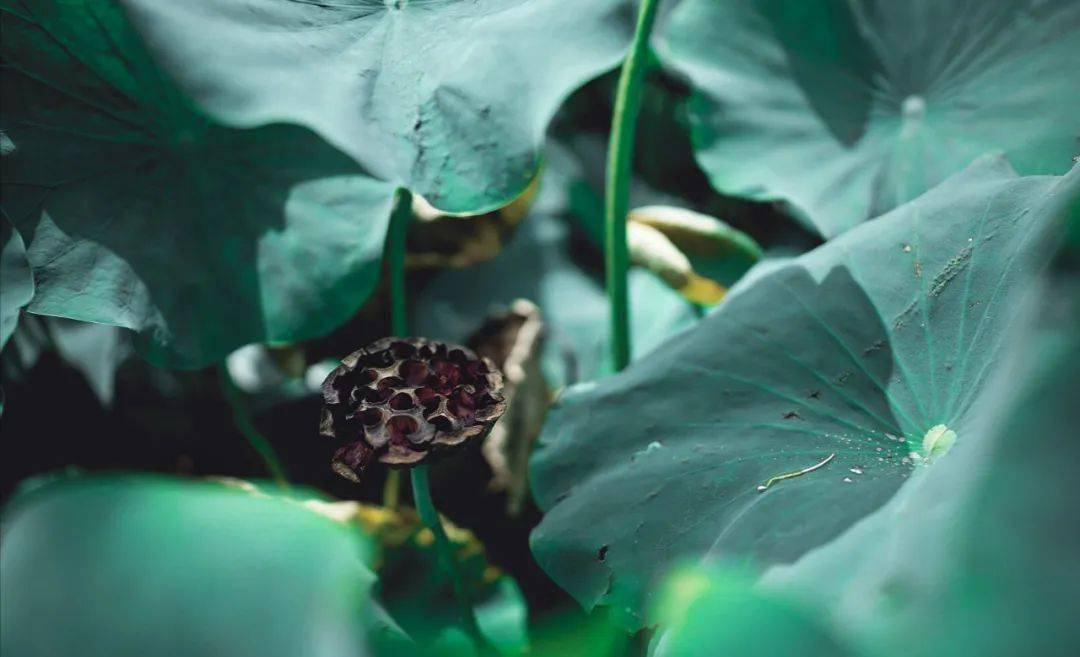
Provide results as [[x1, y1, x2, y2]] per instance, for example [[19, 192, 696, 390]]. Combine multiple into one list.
[[118, 0, 634, 214], [762, 303, 1080, 656], [0, 0, 397, 367], [654, 330, 1079, 657], [529, 158, 1077, 628], [0, 475, 381, 657], [657, 0, 1080, 237], [0, 217, 33, 349]]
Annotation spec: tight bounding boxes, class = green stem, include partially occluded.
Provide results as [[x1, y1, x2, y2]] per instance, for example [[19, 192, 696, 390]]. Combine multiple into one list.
[[411, 466, 497, 656], [386, 187, 413, 337], [604, 0, 661, 373], [383, 187, 413, 507], [218, 365, 289, 487]]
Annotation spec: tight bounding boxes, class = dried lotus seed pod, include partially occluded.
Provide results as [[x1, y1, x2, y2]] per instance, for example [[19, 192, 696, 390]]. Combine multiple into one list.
[[319, 337, 507, 483]]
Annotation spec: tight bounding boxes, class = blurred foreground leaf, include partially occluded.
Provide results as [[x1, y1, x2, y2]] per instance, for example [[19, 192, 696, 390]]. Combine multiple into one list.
[[1, 475, 384, 657], [650, 567, 852, 657], [348, 503, 528, 657]]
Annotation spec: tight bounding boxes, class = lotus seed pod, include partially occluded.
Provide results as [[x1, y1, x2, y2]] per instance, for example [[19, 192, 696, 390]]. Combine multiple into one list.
[[320, 337, 506, 483]]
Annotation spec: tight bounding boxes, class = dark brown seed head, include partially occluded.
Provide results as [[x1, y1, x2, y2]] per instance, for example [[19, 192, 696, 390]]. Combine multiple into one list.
[[319, 337, 507, 482]]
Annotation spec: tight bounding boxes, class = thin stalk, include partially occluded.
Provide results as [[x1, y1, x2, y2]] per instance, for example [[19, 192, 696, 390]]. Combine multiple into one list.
[[382, 470, 400, 508], [411, 465, 497, 656], [383, 187, 413, 506], [218, 365, 289, 487], [386, 187, 413, 337], [604, 0, 661, 372]]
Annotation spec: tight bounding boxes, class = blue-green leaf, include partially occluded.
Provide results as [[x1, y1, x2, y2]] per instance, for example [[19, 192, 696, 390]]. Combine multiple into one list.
[[0, 475, 381, 657], [658, 0, 1080, 237], [1, 0, 397, 367], [529, 158, 1077, 628], [119, 0, 635, 213]]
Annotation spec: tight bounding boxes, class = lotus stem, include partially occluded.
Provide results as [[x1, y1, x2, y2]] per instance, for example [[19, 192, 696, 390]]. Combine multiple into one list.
[[411, 465, 497, 656], [218, 365, 289, 487], [604, 0, 661, 372], [383, 187, 414, 506], [387, 187, 413, 337]]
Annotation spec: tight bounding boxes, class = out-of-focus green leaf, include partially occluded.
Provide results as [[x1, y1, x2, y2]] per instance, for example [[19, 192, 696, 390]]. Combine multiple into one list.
[[650, 566, 852, 657], [659, 0, 1080, 237], [0, 216, 33, 349], [119, 0, 634, 214], [529, 158, 1076, 628], [0, 0, 397, 367], [349, 503, 527, 657], [422, 579, 528, 657], [0, 475, 382, 657]]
